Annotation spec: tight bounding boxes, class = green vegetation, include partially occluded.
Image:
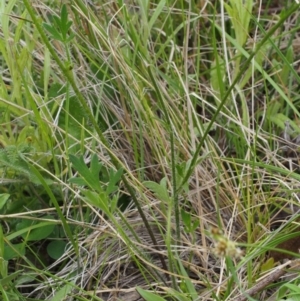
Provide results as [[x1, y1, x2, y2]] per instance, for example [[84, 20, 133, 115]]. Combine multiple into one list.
[[1, 0, 300, 300]]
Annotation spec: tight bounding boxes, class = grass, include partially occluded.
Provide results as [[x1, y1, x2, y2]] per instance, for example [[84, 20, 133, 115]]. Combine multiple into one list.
[[1, 0, 300, 300]]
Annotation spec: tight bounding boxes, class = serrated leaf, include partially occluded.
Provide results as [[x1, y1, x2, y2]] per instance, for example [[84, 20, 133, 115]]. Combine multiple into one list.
[[90, 154, 103, 180], [107, 168, 123, 194], [60, 4, 68, 28], [143, 180, 170, 203], [83, 190, 110, 216], [66, 33, 75, 43], [43, 23, 63, 41], [69, 155, 101, 192], [65, 20, 73, 32], [68, 176, 87, 186], [110, 195, 118, 214], [52, 15, 61, 27]]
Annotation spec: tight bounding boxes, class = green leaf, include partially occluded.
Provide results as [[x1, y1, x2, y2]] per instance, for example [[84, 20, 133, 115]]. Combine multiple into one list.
[[90, 154, 103, 182], [284, 283, 300, 293], [110, 195, 118, 214], [136, 287, 167, 301], [148, 0, 165, 32], [14, 274, 36, 285], [16, 218, 55, 241], [165, 288, 191, 301], [49, 281, 74, 301], [83, 190, 110, 216], [27, 223, 55, 241], [64, 20, 73, 33], [0, 270, 23, 286], [43, 23, 63, 41], [68, 176, 88, 186], [0, 194, 10, 210], [190, 220, 199, 232], [52, 15, 61, 28], [69, 154, 101, 192], [0, 226, 5, 263], [177, 258, 198, 300], [66, 33, 75, 43], [260, 258, 274, 273], [106, 168, 123, 194], [143, 179, 170, 203], [181, 210, 191, 229], [4, 243, 25, 260], [181, 210, 200, 233], [47, 240, 67, 260], [60, 4, 68, 32], [277, 284, 289, 300]]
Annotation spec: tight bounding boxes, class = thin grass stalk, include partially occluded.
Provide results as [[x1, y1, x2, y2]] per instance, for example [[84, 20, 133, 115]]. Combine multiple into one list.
[[22, 0, 169, 277], [178, 3, 300, 192], [146, 66, 180, 241]]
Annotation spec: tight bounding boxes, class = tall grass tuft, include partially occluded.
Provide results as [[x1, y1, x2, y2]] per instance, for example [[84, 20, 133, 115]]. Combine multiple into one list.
[[0, 0, 300, 300]]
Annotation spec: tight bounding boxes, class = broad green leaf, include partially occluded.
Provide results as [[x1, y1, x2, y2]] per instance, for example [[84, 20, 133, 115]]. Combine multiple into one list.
[[47, 240, 67, 260], [16, 218, 55, 241], [260, 258, 274, 273], [26, 222, 55, 241]]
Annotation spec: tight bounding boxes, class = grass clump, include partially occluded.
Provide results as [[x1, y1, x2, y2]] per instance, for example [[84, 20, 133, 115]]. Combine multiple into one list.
[[1, 0, 300, 300]]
